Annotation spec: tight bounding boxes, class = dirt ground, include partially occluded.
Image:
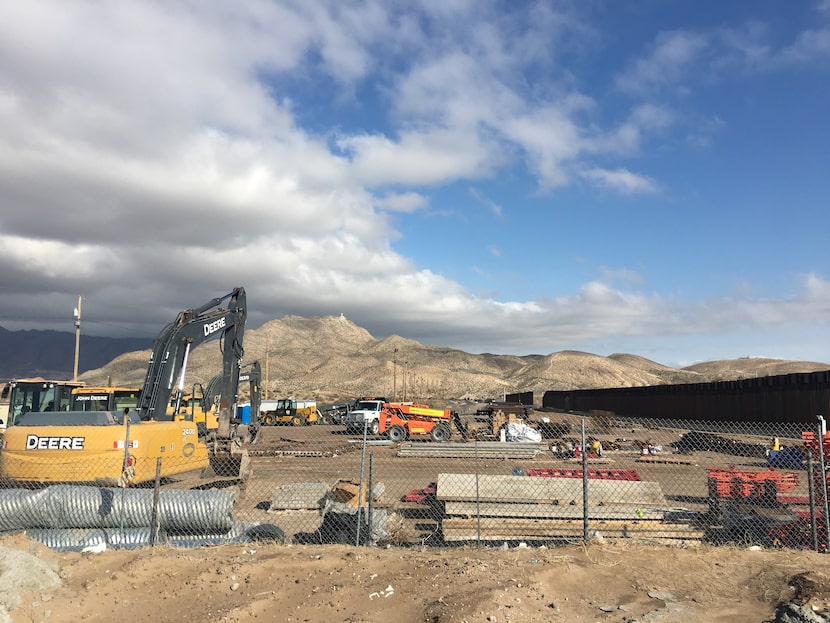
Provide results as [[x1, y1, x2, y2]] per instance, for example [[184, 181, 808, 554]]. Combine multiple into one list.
[[3, 531, 830, 623], [2, 415, 828, 622]]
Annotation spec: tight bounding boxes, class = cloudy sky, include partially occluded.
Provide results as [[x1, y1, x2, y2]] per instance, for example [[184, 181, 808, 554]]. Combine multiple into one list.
[[1, 1, 829, 366]]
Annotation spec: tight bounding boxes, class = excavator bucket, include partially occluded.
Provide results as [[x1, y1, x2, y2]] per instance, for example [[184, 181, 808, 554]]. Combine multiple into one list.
[[202, 449, 252, 481], [201, 426, 253, 482]]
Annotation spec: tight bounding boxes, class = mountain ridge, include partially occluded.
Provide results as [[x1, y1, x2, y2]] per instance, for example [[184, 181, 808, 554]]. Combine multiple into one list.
[[59, 315, 830, 403]]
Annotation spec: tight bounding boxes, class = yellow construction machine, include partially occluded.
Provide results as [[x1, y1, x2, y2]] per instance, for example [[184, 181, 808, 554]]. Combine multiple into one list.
[[0, 287, 254, 486], [71, 386, 141, 412], [259, 398, 320, 426], [167, 360, 261, 435]]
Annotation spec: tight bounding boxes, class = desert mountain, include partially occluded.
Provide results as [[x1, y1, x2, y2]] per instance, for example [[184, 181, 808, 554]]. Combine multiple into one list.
[[75, 315, 830, 404], [0, 326, 151, 380]]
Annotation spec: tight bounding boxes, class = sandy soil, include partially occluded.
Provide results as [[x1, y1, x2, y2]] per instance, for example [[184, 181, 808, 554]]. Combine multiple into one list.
[[3, 532, 830, 623]]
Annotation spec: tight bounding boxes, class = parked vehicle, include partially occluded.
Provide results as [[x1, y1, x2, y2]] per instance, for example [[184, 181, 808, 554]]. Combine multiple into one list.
[[379, 403, 454, 442], [71, 386, 141, 412], [259, 398, 320, 426], [318, 400, 356, 425], [344, 397, 389, 434], [2, 378, 85, 433]]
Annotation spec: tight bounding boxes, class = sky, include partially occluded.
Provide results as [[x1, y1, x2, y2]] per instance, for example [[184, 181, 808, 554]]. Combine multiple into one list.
[[1, 1, 829, 367]]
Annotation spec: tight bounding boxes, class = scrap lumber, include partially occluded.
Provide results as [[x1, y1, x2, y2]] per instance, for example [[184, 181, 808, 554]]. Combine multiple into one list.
[[440, 517, 705, 542], [397, 441, 546, 460], [635, 454, 697, 465], [443, 501, 664, 521], [436, 472, 688, 542]]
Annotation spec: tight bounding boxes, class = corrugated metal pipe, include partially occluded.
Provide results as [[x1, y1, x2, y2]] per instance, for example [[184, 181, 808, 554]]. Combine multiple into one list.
[[0, 485, 234, 532], [23, 521, 281, 552]]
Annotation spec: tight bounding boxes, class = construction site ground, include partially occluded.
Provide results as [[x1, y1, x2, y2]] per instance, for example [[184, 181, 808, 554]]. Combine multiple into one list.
[[216, 415, 808, 546], [4, 413, 830, 622], [4, 528, 830, 622]]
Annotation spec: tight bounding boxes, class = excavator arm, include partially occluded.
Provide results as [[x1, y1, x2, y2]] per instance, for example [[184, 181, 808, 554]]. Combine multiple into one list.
[[239, 360, 262, 419], [136, 287, 247, 445]]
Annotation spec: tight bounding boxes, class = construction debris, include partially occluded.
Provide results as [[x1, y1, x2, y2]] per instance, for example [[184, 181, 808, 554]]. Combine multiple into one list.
[[436, 472, 701, 543], [268, 482, 330, 511], [397, 441, 546, 459]]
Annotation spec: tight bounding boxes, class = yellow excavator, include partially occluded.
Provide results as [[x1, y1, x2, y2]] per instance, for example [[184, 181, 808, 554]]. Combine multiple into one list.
[[71, 386, 141, 412], [0, 287, 254, 486], [167, 360, 261, 435]]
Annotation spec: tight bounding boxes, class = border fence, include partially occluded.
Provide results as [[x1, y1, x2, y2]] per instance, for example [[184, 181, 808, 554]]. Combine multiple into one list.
[[2, 401, 830, 554], [541, 370, 830, 423]]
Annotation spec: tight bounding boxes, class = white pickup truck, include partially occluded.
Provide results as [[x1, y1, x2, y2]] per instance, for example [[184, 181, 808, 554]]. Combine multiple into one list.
[[344, 399, 387, 434]]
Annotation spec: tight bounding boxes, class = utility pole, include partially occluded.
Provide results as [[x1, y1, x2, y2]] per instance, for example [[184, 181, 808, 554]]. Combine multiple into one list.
[[72, 295, 82, 381], [393, 348, 398, 401], [265, 331, 270, 400], [403, 360, 408, 402]]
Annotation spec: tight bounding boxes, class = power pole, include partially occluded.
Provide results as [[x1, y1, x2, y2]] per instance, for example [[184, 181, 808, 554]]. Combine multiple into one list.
[[393, 348, 398, 401], [72, 295, 82, 381], [265, 331, 270, 400]]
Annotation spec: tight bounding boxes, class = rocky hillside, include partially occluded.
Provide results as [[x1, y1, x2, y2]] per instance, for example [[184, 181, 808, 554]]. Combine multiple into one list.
[[78, 315, 830, 404]]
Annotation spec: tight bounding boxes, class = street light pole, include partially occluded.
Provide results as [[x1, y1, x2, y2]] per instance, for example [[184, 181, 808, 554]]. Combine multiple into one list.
[[72, 295, 82, 382]]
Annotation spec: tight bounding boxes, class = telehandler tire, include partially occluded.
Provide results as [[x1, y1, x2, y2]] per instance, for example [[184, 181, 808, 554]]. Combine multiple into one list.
[[430, 424, 451, 442], [387, 425, 407, 442]]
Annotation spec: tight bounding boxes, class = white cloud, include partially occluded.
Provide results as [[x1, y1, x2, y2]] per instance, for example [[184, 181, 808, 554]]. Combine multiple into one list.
[[779, 29, 830, 63], [337, 128, 499, 186], [686, 115, 726, 148], [375, 192, 428, 213], [580, 168, 659, 194], [469, 187, 503, 217], [0, 1, 827, 365], [615, 30, 709, 95], [598, 267, 645, 287]]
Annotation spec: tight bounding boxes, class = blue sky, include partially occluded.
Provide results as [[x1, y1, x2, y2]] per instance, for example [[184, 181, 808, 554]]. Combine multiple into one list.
[[0, 1, 828, 367]]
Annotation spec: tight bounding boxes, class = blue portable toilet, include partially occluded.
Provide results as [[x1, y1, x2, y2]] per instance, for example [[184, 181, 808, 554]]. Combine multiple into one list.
[[237, 403, 252, 424]]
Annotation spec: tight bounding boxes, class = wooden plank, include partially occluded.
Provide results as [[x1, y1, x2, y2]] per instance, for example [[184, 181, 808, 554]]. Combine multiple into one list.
[[635, 455, 697, 465], [436, 473, 666, 505], [440, 517, 705, 542], [397, 442, 546, 459], [444, 501, 664, 520]]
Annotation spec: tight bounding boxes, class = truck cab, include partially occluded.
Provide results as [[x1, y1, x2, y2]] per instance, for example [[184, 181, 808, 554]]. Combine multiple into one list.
[[344, 398, 388, 434]]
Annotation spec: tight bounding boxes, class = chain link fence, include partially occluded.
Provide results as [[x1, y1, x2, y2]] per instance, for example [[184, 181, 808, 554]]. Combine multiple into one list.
[[1, 408, 828, 554]]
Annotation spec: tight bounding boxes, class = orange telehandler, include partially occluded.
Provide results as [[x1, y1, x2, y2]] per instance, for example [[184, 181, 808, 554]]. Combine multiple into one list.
[[378, 403, 457, 442]]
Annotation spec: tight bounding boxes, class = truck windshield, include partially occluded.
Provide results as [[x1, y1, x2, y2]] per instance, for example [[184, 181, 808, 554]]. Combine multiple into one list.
[[356, 401, 381, 410]]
